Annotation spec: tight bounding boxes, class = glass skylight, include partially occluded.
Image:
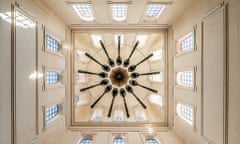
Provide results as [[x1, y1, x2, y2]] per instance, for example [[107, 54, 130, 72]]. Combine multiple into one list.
[[72, 4, 94, 21], [91, 34, 102, 48], [136, 34, 148, 48], [177, 71, 193, 87], [0, 11, 35, 28], [79, 138, 92, 144], [46, 34, 60, 52], [113, 137, 125, 144], [177, 104, 193, 125], [146, 4, 165, 17], [111, 4, 128, 21], [46, 71, 59, 85], [146, 138, 159, 144], [46, 104, 59, 122], [149, 95, 163, 107], [180, 33, 193, 52]]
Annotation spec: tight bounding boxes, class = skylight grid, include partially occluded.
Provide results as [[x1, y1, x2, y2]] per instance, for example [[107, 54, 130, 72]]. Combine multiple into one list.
[[146, 5, 164, 17], [180, 105, 193, 122], [180, 71, 193, 86], [0, 11, 35, 28], [72, 4, 94, 21], [146, 139, 159, 144], [112, 4, 127, 21], [113, 138, 125, 144], [46, 71, 59, 85], [181, 33, 193, 52], [46, 34, 60, 52], [80, 139, 92, 144], [46, 104, 59, 122]]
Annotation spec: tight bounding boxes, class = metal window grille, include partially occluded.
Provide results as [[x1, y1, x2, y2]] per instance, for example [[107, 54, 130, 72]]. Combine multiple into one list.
[[113, 137, 125, 144], [180, 105, 193, 122], [46, 34, 60, 52], [46, 104, 59, 122], [146, 139, 159, 144], [180, 71, 193, 87], [180, 34, 193, 52], [46, 71, 59, 85], [79, 139, 92, 144], [146, 5, 164, 17]]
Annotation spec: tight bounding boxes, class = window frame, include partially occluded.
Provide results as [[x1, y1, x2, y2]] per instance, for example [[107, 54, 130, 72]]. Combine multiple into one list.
[[43, 26, 64, 57], [72, 4, 95, 22], [109, 134, 128, 144], [42, 66, 64, 90], [175, 101, 196, 128], [107, 1, 131, 23], [42, 103, 62, 131], [175, 67, 197, 91], [175, 28, 197, 57], [78, 136, 93, 144], [145, 138, 160, 144], [143, 4, 166, 22]]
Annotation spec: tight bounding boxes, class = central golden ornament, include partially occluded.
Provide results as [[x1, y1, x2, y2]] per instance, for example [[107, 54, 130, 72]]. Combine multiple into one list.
[[110, 67, 129, 87]]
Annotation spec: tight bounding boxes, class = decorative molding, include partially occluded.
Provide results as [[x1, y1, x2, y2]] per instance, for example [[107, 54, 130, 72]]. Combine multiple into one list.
[[11, 3, 39, 144]]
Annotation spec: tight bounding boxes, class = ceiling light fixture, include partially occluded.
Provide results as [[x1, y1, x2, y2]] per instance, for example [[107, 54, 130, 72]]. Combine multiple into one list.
[[78, 36, 160, 118]]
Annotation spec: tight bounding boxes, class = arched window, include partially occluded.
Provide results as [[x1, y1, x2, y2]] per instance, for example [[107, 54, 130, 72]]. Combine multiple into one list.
[[145, 138, 159, 144], [46, 34, 60, 52], [79, 138, 92, 144], [180, 33, 193, 52], [113, 137, 125, 144], [176, 103, 193, 125], [176, 71, 193, 87], [46, 104, 59, 122], [46, 71, 59, 85]]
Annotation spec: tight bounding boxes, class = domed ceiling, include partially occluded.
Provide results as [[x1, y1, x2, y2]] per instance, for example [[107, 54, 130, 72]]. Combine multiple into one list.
[[72, 32, 167, 127]]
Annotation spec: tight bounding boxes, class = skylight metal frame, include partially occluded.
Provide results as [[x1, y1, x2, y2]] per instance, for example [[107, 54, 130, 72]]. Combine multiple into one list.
[[111, 4, 128, 21], [72, 4, 95, 21]]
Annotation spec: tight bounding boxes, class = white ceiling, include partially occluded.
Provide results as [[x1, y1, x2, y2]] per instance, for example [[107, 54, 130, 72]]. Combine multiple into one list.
[[32, 0, 195, 125], [33, 0, 194, 27]]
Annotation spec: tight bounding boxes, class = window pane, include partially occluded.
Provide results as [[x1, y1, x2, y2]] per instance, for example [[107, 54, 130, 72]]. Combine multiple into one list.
[[72, 4, 94, 21], [177, 71, 193, 87], [180, 33, 193, 52], [146, 138, 159, 144], [79, 138, 92, 144], [112, 4, 128, 21], [177, 104, 193, 125], [146, 5, 165, 17], [46, 104, 59, 122], [46, 34, 60, 52], [113, 137, 125, 144], [46, 71, 59, 85]]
